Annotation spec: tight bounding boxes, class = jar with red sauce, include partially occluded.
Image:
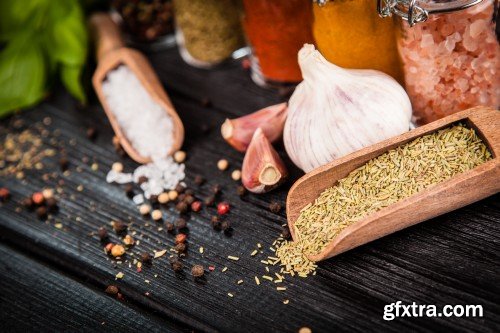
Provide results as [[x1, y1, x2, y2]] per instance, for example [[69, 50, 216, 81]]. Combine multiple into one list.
[[242, 0, 315, 88]]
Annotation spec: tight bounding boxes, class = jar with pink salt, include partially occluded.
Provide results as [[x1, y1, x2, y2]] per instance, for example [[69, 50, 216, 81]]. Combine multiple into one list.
[[378, 0, 499, 124]]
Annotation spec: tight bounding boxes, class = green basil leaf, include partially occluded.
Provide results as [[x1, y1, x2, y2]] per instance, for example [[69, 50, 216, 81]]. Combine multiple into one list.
[[0, 34, 47, 117], [61, 64, 85, 103]]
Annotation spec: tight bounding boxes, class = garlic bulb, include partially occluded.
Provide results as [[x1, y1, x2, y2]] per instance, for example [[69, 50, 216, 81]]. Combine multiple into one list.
[[284, 44, 412, 172]]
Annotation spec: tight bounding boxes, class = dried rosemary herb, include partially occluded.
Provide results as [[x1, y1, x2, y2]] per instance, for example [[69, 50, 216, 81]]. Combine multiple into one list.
[[275, 124, 492, 276]]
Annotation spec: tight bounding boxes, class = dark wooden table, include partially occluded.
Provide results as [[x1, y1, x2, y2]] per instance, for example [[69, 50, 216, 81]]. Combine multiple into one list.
[[1, 47, 499, 333]]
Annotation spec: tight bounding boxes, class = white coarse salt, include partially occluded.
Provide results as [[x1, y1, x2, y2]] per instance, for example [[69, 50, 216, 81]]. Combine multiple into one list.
[[102, 65, 174, 159]]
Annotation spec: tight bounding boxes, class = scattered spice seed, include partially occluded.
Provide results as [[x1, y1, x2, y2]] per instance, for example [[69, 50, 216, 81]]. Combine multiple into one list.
[[105, 243, 114, 253], [255, 276, 260, 285], [172, 261, 183, 272], [113, 221, 127, 233], [169, 255, 179, 265], [269, 201, 282, 213], [32, 192, 45, 205], [281, 226, 291, 240], [151, 210, 163, 221], [217, 202, 230, 215], [175, 218, 187, 229], [112, 162, 124, 173], [158, 192, 169, 204], [46, 198, 58, 213], [262, 275, 273, 281], [208, 266, 215, 271], [194, 174, 205, 186], [166, 222, 175, 233], [217, 159, 229, 171], [141, 252, 152, 263], [221, 221, 231, 232], [199, 247, 204, 254], [115, 272, 124, 279], [59, 157, 69, 171], [184, 194, 195, 205], [124, 184, 134, 199], [211, 215, 221, 230], [22, 197, 34, 210], [175, 233, 187, 244], [237, 280, 243, 285], [174, 151, 186, 163], [123, 235, 135, 246], [86, 127, 98, 140], [211, 184, 222, 196], [283, 299, 289, 305], [42, 188, 54, 199], [168, 190, 178, 201], [36, 206, 47, 219], [222, 267, 228, 272], [299, 327, 312, 333], [236, 185, 246, 197], [138, 175, 148, 185], [231, 169, 241, 181], [175, 184, 186, 194], [227, 293, 234, 298], [176, 201, 189, 213], [227, 256, 239, 261], [276, 287, 286, 291], [149, 194, 159, 205], [139, 204, 152, 216], [154, 249, 167, 258], [191, 201, 202, 212], [111, 244, 126, 257], [191, 265, 204, 277], [105, 285, 119, 295], [174, 243, 187, 253], [204, 195, 216, 207]]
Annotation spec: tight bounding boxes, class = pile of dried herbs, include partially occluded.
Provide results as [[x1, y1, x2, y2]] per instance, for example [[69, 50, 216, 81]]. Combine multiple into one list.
[[275, 124, 492, 276]]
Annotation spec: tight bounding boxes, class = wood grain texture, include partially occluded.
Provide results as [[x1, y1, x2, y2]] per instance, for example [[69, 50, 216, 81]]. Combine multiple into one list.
[[0, 46, 499, 332], [287, 107, 500, 260]]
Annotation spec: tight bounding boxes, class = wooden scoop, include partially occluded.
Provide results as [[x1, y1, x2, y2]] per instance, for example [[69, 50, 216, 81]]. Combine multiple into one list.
[[287, 107, 499, 262], [90, 13, 184, 164]]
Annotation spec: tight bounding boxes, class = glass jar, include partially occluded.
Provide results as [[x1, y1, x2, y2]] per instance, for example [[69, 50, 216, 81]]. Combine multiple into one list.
[[112, 0, 176, 50], [173, 0, 246, 68], [312, 0, 404, 82], [379, 0, 500, 124], [242, 0, 315, 88]]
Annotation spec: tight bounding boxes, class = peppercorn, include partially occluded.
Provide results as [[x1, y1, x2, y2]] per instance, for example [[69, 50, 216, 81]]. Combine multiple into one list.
[[151, 209, 162, 221], [113, 221, 127, 233], [184, 188, 195, 196], [36, 206, 47, 219], [173, 151, 186, 163], [191, 201, 202, 212], [149, 194, 159, 205], [139, 204, 151, 216], [200, 97, 212, 108], [104, 243, 114, 253], [212, 184, 222, 196], [138, 175, 148, 185], [22, 197, 34, 210], [158, 192, 169, 204], [0, 188, 10, 202], [217, 202, 230, 215], [204, 195, 216, 207], [176, 201, 188, 214], [98, 227, 108, 241], [141, 252, 152, 263], [281, 226, 291, 240], [175, 233, 187, 244], [59, 157, 69, 171], [32, 192, 45, 205], [111, 244, 126, 257], [231, 169, 242, 181], [217, 159, 229, 171], [172, 260, 183, 272], [124, 184, 134, 199], [184, 195, 195, 205], [191, 265, 204, 278], [166, 222, 175, 233], [194, 175, 205, 186], [168, 190, 178, 201], [174, 243, 186, 253], [42, 188, 54, 199], [177, 193, 186, 202], [169, 255, 179, 265], [123, 235, 135, 246], [221, 220, 231, 232], [175, 184, 185, 194], [211, 216, 221, 230], [105, 285, 119, 295], [269, 201, 282, 213], [175, 218, 187, 230], [46, 197, 58, 213], [86, 126, 98, 141], [236, 185, 246, 197]]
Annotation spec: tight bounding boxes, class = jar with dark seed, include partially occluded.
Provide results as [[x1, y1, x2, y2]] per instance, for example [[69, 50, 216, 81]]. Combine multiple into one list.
[[46, 198, 58, 213], [113, 221, 127, 233], [141, 252, 152, 263], [175, 243, 186, 253], [124, 184, 134, 199], [172, 260, 183, 272], [98, 227, 108, 241], [36, 206, 48, 219], [191, 264, 204, 278], [269, 201, 282, 213], [194, 175, 205, 186], [176, 201, 189, 213], [175, 218, 187, 230], [204, 195, 216, 207]]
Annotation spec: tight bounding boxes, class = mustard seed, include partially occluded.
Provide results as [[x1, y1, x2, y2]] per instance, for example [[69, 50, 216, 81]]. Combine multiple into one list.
[[22, 197, 34, 210], [236, 185, 246, 197], [176, 201, 188, 214], [138, 175, 148, 185], [124, 184, 134, 198], [46, 197, 58, 213], [166, 222, 175, 233], [59, 157, 69, 171], [36, 206, 47, 219], [204, 195, 216, 207], [269, 201, 282, 213]]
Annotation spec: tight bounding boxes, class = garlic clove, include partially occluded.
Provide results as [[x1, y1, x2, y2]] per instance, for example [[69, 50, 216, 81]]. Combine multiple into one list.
[[221, 103, 288, 152], [242, 128, 288, 193]]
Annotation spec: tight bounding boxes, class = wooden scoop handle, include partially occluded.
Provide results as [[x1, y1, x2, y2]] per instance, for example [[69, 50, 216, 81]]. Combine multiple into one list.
[[89, 13, 124, 61]]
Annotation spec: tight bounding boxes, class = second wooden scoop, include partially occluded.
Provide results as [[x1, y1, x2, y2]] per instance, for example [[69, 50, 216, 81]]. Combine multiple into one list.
[[287, 107, 500, 262], [90, 13, 184, 164]]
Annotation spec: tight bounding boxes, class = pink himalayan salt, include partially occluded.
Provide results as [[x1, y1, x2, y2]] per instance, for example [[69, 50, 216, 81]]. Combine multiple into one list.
[[398, 0, 500, 125]]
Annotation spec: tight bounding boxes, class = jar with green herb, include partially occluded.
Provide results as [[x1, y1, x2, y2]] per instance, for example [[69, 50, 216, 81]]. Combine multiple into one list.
[[173, 0, 246, 68]]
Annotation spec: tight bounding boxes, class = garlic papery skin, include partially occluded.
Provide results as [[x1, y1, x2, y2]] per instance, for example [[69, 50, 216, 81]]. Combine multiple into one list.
[[221, 103, 288, 152], [284, 44, 412, 173], [242, 128, 288, 193]]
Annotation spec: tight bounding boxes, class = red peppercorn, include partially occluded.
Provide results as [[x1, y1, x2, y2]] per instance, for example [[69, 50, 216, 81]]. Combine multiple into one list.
[[217, 202, 230, 215], [191, 201, 202, 212], [32, 192, 45, 205], [104, 243, 115, 253], [175, 233, 187, 244]]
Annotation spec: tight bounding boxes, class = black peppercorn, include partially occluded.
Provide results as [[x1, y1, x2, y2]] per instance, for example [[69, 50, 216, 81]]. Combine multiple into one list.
[[22, 197, 34, 210], [105, 285, 119, 295], [204, 195, 216, 207], [166, 222, 175, 233], [169, 255, 179, 265], [184, 195, 195, 205], [174, 243, 186, 253], [191, 264, 204, 277], [175, 218, 187, 230], [138, 175, 148, 185], [36, 206, 47, 219], [98, 227, 108, 241], [149, 194, 159, 205], [194, 175, 205, 186], [46, 197, 58, 213], [113, 221, 127, 233], [141, 252, 152, 263], [184, 188, 195, 196], [172, 261, 183, 272], [221, 220, 231, 232], [236, 185, 246, 197], [175, 184, 185, 194], [59, 157, 69, 171], [211, 184, 222, 196], [211, 216, 221, 230], [86, 126, 98, 141], [176, 201, 188, 214], [124, 184, 134, 199], [269, 201, 282, 213], [281, 226, 291, 240]]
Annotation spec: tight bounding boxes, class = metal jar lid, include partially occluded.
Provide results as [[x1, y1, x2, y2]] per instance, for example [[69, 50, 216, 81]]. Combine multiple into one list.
[[377, 0, 484, 26]]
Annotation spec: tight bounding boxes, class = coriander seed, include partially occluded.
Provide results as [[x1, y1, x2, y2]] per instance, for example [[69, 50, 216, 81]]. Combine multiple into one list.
[[42, 188, 54, 199], [123, 235, 135, 246], [175, 233, 187, 244]]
